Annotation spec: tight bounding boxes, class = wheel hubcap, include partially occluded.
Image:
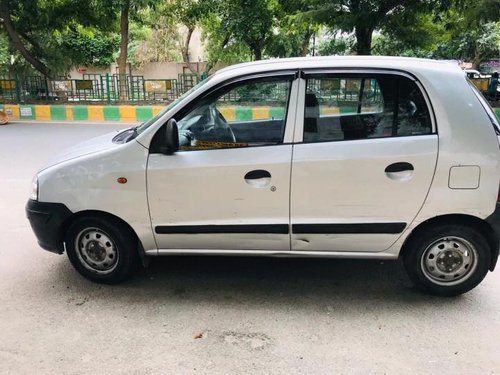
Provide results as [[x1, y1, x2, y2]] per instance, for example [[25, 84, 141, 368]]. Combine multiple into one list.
[[75, 228, 118, 274], [421, 236, 477, 286]]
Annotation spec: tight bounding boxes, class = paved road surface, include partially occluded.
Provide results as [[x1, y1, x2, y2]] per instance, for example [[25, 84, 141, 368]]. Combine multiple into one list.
[[0, 122, 499, 374]]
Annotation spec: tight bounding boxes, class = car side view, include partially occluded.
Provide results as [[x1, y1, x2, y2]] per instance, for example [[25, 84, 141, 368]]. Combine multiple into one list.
[[26, 56, 500, 296]]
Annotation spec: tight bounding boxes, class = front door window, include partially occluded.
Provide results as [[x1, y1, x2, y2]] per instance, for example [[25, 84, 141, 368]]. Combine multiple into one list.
[[175, 78, 292, 150]]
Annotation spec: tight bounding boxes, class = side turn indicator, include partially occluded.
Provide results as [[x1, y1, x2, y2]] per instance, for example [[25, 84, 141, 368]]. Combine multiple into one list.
[[117, 177, 128, 184]]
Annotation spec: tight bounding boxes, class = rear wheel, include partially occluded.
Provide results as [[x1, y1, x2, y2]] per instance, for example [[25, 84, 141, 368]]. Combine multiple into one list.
[[65, 216, 138, 283], [403, 224, 491, 296]]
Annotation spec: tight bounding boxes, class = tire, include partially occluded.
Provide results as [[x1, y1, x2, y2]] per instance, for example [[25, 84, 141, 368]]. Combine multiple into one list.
[[65, 216, 139, 283], [403, 223, 491, 296]]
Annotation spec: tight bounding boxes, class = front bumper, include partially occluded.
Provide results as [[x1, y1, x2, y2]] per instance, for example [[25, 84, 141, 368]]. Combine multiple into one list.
[[486, 203, 500, 271], [25, 200, 72, 254]]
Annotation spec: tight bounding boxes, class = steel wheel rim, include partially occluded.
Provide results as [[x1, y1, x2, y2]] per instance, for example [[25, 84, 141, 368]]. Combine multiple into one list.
[[75, 227, 119, 274], [420, 236, 477, 286]]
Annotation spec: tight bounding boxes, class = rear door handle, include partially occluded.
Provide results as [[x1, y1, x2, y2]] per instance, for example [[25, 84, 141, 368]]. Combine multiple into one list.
[[244, 169, 271, 188], [245, 170, 271, 180], [385, 162, 414, 181], [385, 162, 414, 173]]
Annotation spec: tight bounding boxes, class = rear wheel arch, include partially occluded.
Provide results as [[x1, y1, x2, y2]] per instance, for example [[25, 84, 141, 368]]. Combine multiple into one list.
[[401, 214, 498, 271]]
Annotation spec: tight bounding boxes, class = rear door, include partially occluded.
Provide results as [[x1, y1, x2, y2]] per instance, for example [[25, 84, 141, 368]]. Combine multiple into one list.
[[290, 71, 438, 252]]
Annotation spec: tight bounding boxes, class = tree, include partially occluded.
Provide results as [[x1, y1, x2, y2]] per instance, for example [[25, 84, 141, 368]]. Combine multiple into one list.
[[60, 28, 120, 68], [217, 0, 275, 61], [160, 0, 214, 75], [317, 31, 355, 56], [112, 0, 159, 98], [434, 21, 500, 69], [302, 0, 454, 55], [199, 0, 277, 72], [371, 11, 449, 57], [127, 16, 180, 69], [0, 0, 117, 77], [200, 11, 252, 73], [0, 33, 9, 75], [456, 0, 500, 69], [266, 0, 320, 58], [117, 0, 131, 80], [0, 0, 52, 76]]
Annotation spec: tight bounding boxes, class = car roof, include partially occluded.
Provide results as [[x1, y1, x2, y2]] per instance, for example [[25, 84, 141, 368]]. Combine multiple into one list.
[[214, 56, 462, 79]]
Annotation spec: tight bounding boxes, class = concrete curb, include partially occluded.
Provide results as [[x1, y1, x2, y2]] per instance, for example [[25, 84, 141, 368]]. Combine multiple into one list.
[[0, 104, 290, 123], [4, 120, 135, 126], [0, 104, 165, 123]]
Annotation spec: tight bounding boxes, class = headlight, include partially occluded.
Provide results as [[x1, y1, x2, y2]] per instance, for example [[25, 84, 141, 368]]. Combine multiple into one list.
[[29, 176, 38, 201]]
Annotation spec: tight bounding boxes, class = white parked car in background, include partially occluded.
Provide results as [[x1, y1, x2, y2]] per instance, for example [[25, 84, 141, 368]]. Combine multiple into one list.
[[26, 56, 500, 296]]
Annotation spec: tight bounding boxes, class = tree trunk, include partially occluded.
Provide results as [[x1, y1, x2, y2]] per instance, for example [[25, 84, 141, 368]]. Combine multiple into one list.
[[355, 25, 374, 55], [300, 29, 314, 57], [181, 25, 199, 76], [471, 56, 482, 71], [471, 41, 483, 70], [253, 46, 262, 61], [118, 0, 130, 100], [0, 1, 51, 77]]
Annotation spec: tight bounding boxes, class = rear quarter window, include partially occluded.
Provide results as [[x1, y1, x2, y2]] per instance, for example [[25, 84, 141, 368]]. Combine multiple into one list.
[[468, 79, 500, 136]]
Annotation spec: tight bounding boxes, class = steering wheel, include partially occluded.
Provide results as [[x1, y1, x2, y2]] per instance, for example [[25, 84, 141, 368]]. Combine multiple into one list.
[[209, 104, 236, 143]]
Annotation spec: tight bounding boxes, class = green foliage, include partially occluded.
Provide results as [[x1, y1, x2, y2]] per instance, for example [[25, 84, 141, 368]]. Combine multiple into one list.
[[318, 33, 355, 56], [433, 21, 500, 66], [201, 0, 319, 70], [2, 0, 499, 76], [162, 0, 212, 28], [59, 28, 120, 67], [371, 12, 449, 57], [265, 6, 318, 58], [200, 11, 252, 72], [0, 0, 120, 75], [219, 0, 275, 60], [299, 0, 456, 54], [126, 16, 181, 68], [199, 0, 276, 70], [0, 34, 10, 75], [369, 0, 500, 69]]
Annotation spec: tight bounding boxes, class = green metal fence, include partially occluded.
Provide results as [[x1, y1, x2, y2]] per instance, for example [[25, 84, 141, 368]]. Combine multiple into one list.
[[0, 73, 194, 104]]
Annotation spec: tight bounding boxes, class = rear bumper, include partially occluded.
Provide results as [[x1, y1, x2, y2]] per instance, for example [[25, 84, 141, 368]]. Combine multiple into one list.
[[486, 203, 500, 271], [25, 200, 72, 254]]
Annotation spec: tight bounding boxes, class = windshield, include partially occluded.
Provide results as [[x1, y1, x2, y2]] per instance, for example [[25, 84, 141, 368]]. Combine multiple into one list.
[[135, 76, 213, 135]]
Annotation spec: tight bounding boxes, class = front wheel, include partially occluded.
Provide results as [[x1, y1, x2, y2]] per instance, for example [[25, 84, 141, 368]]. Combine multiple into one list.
[[65, 216, 139, 283], [403, 224, 491, 296]]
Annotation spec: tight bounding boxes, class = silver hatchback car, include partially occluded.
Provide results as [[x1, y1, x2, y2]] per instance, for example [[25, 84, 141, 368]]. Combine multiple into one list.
[[27, 57, 500, 296]]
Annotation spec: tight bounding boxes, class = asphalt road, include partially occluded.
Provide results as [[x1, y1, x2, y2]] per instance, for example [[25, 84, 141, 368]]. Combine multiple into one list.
[[0, 122, 499, 374]]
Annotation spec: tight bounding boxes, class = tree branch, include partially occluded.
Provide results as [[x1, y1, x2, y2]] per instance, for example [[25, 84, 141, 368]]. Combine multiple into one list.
[[0, 0, 51, 77]]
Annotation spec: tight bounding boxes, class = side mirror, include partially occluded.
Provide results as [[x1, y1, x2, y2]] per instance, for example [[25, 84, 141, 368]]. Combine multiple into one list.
[[165, 118, 179, 154]]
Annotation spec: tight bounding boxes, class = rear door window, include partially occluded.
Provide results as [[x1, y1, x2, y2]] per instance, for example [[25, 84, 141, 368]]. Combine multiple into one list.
[[303, 73, 433, 143]]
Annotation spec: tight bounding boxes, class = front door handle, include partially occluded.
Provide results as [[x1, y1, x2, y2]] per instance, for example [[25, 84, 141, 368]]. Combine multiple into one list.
[[244, 169, 271, 188]]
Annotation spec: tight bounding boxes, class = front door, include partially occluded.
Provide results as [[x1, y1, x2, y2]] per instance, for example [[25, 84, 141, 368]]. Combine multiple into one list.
[[147, 74, 297, 251], [291, 71, 438, 252]]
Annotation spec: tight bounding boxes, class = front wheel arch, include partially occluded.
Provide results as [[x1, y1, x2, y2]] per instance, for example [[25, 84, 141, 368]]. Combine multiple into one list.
[[61, 210, 147, 265]]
